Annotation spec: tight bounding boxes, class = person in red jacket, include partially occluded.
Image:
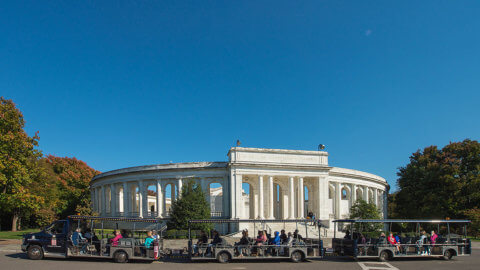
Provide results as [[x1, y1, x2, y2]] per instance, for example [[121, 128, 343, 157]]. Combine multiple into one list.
[[387, 232, 400, 254]]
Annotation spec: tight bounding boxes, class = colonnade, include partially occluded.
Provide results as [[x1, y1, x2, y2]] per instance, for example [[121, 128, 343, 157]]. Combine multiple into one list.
[[238, 174, 385, 220], [91, 177, 228, 218], [329, 182, 384, 219], [91, 175, 385, 220]]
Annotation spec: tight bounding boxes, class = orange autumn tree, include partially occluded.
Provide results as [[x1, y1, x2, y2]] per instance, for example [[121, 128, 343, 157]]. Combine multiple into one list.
[[45, 155, 100, 218]]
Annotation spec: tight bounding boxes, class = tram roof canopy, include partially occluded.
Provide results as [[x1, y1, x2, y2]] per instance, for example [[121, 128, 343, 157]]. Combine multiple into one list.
[[188, 219, 322, 224], [333, 219, 471, 223], [67, 215, 163, 223]]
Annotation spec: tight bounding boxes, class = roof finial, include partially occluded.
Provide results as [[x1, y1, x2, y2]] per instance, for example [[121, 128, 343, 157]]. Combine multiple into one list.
[[236, 139, 241, 147]]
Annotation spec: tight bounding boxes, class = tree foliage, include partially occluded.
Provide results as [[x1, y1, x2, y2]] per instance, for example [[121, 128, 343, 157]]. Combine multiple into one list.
[[463, 208, 480, 238], [167, 180, 212, 232], [394, 139, 480, 219], [0, 97, 100, 230], [349, 199, 382, 233], [0, 97, 43, 231], [45, 155, 100, 218]]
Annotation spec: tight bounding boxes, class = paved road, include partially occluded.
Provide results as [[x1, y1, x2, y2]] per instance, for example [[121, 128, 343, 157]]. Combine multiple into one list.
[[0, 251, 478, 270]]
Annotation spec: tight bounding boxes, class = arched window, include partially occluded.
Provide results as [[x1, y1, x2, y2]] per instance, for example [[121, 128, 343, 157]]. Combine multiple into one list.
[[341, 188, 348, 200], [209, 182, 223, 217]]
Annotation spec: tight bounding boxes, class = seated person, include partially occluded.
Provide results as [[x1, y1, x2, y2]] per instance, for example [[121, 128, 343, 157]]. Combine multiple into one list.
[[193, 231, 208, 255], [280, 232, 294, 254], [387, 232, 401, 254], [378, 232, 387, 245], [417, 230, 430, 255], [206, 230, 222, 255], [72, 228, 87, 254], [268, 231, 281, 255], [280, 230, 287, 244], [255, 231, 267, 245], [83, 229, 92, 240], [110, 230, 123, 247], [235, 230, 252, 256], [271, 231, 281, 246], [120, 229, 129, 239], [293, 229, 303, 242], [144, 231, 155, 248]]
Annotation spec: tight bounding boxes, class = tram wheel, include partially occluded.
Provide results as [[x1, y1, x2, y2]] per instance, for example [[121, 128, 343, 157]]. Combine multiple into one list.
[[114, 251, 128, 263], [379, 250, 390, 262], [443, 250, 453, 260], [291, 251, 304, 263], [27, 245, 44, 260], [217, 251, 231, 263]]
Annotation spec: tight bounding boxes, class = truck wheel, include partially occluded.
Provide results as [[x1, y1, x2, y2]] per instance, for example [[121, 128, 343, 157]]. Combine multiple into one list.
[[291, 251, 304, 263], [379, 250, 390, 262], [217, 252, 231, 263], [27, 245, 44, 260], [114, 251, 128, 263], [443, 250, 453, 260]]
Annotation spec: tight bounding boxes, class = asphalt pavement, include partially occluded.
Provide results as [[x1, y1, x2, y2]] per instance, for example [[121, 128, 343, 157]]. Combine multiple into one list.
[[0, 249, 478, 270]]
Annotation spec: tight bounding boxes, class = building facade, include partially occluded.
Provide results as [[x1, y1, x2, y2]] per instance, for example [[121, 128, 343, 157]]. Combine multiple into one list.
[[90, 147, 388, 229]]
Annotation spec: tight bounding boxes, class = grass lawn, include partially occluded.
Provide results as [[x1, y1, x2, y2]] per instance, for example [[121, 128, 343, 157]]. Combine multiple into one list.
[[0, 229, 40, 239]]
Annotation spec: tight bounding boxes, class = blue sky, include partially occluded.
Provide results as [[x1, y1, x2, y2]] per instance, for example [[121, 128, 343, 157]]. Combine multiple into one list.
[[1, 1, 479, 192]]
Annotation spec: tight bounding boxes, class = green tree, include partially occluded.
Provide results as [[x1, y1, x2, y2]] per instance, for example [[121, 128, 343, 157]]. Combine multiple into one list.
[[349, 199, 382, 233], [167, 180, 212, 232], [0, 97, 43, 231], [22, 158, 61, 228], [463, 208, 480, 238], [394, 139, 480, 219]]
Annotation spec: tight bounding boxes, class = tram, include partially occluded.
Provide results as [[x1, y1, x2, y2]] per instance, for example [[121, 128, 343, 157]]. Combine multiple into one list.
[[187, 219, 326, 263], [332, 219, 472, 261], [21, 215, 164, 263]]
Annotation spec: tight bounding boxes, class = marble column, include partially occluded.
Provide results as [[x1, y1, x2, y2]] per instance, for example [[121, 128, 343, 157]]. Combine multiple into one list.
[[101, 186, 106, 216], [364, 186, 369, 202], [383, 190, 388, 218], [156, 180, 163, 217], [335, 182, 341, 219], [110, 184, 116, 216], [288, 177, 295, 219], [351, 184, 357, 203], [177, 178, 183, 199], [373, 188, 378, 207], [96, 187, 101, 213], [268, 176, 274, 219], [142, 182, 148, 217], [317, 176, 329, 219], [138, 181, 143, 218], [298, 177, 304, 218], [162, 183, 167, 216], [230, 172, 243, 219], [123, 182, 129, 216], [92, 188, 97, 213], [258, 175, 264, 219]]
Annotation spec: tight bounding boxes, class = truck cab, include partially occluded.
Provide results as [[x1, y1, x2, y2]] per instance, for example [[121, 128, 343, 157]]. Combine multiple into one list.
[[21, 219, 69, 259]]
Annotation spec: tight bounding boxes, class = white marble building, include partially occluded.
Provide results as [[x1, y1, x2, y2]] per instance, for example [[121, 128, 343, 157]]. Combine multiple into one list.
[[90, 147, 388, 231]]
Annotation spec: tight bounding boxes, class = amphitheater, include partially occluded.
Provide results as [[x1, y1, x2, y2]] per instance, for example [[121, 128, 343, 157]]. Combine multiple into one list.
[[90, 146, 388, 237]]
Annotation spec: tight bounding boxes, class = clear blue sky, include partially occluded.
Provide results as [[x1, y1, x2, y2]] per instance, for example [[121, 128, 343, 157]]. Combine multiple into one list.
[[2, 1, 479, 192]]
